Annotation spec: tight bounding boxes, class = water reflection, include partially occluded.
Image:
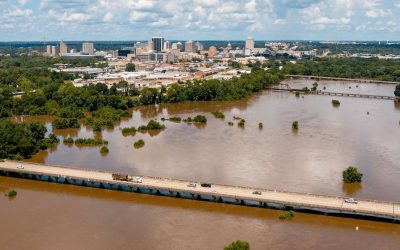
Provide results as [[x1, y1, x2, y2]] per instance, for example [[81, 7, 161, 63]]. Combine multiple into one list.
[[342, 183, 362, 196]]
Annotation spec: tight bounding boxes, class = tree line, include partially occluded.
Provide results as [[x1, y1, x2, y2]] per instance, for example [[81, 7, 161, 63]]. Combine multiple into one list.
[[282, 58, 400, 82]]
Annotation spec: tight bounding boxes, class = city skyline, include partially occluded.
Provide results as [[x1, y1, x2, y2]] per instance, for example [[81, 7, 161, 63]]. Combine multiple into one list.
[[0, 0, 399, 41]]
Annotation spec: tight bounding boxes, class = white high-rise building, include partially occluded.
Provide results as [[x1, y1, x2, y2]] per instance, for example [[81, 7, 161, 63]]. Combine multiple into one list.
[[195, 41, 204, 51], [245, 37, 255, 50], [185, 40, 196, 53], [171, 42, 183, 50], [82, 42, 94, 55], [164, 41, 170, 50]]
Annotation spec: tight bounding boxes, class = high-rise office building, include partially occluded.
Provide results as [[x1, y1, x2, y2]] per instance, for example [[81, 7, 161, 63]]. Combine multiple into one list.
[[185, 40, 196, 53], [195, 41, 204, 51], [60, 40, 68, 54], [82, 42, 94, 55], [171, 42, 183, 50], [245, 37, 255, 50], [46, 45, 57, 56], [164, 41, 170, 50], [152, 37, 164, 52]]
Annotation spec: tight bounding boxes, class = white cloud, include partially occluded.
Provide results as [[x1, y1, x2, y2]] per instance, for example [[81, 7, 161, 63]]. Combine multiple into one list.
[[5, 8, 33, 18], [0, 0, 399, 40], [366, 9, 391, 18]]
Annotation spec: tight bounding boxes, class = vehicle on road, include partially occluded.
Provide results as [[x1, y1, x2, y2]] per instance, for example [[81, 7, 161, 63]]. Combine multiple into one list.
[[201, 183, 212, 188], [187, 183, 196, 188], [344, 198, 358, 204], [16, 164, 24, 169], [133, 177, 142, 183], [252, 191, 262, 195]]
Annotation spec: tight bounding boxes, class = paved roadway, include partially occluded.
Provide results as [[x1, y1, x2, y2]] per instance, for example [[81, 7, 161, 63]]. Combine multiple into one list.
[[1, 161, 399, 219]]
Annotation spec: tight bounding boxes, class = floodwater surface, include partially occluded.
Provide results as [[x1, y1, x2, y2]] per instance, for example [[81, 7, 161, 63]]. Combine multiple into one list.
[[0, 177, 399, 250], [27, 80, 400, 200], [2, 80, 400, 249]]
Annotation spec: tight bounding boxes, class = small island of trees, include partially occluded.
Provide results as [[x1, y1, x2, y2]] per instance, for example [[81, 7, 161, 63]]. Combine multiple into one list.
[[224, 240, 250, 250], [138, 120, 166, 132], [292, 121, 299, 130], [279, 210, 295, 220], [395, 84, 400, 97], [212, 111, 225, 119], [342, 166, 363, 183], [100, 146, 109, 154], [75, 138, 108, 146], [238, 119, 245, 128], [183, 115, 207, 124], [121, 126, 137, 135], [331, 99, 341, 106], [63, 137, 74, 144], [5, 190, 17, 197], [133, 139, 145, 149]]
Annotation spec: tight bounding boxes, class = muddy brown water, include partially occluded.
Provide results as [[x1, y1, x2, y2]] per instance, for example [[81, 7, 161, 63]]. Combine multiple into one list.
[[2, 80, 400, 249]]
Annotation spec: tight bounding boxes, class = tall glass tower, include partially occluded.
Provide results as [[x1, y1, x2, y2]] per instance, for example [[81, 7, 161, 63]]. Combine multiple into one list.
[[152, 37, 164, 52]]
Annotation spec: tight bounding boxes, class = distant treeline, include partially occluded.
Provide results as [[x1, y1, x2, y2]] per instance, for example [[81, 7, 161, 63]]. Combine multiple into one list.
[[282, 58, 400, 82]]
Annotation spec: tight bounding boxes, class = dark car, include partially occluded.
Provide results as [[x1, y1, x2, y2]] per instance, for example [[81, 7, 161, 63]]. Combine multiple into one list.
[[201, 183, 212, 188]]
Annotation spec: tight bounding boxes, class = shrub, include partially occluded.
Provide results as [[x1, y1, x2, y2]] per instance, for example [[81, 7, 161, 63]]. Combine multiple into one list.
[[74, 138, 108, 146], [100, 146, 109, 154], [122, 126, 137, 135], [193, 115, 207, 123], [169, 117, 182, 122], [224, 240, 250, 250], [52, 118, 80, 129], [138, 120, 166, 131], [183, 117, 192, 122], [259, 123, 263, 129], [292, 121, 299, 130], [228, 121, 234, 126], [331, 99, 341, 106], [342, 166, 363, 183], [133, 139, 145, 149], [295, 91, 300, 97], [212, 111, 225, 119], [279, 210, 295, 220], [233, 116, 243, 120], [5, 190, 17, 197], [238, 119, 245, 128], [395, 84, 400, 97], [63, 137, 74, 144]]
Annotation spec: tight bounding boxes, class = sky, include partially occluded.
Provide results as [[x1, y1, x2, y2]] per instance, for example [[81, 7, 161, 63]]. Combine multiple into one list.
[[0, 0, 399, 41]]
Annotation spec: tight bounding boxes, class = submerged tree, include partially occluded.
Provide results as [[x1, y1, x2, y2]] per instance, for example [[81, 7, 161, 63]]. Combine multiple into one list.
[[395, 84, 400, 97], [224, 240, 250, 250], [342, 166, 363, 183]]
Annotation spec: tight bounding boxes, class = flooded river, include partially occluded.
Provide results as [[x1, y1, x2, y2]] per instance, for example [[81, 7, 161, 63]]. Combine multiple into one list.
[[2, 80, 400, 249]]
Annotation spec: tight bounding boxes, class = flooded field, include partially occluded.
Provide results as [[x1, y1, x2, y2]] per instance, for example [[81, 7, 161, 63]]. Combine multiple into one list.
[[2, 80, 400, 249]]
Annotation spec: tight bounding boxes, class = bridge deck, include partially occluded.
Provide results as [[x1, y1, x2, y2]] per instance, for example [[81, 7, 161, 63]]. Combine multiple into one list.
[[268, 88, 398, 100], [1, 161, 399, 221]]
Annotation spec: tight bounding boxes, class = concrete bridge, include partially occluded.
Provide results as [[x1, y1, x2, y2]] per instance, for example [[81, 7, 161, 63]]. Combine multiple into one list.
[[1, 160, 399, 223], [286, 75, 400, 85], [268, 88, 399, 101]]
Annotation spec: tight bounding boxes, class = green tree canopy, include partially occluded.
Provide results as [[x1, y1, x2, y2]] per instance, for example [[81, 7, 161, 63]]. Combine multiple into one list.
[[224, 240, 250, 250], [342, 166, 363, 183]]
